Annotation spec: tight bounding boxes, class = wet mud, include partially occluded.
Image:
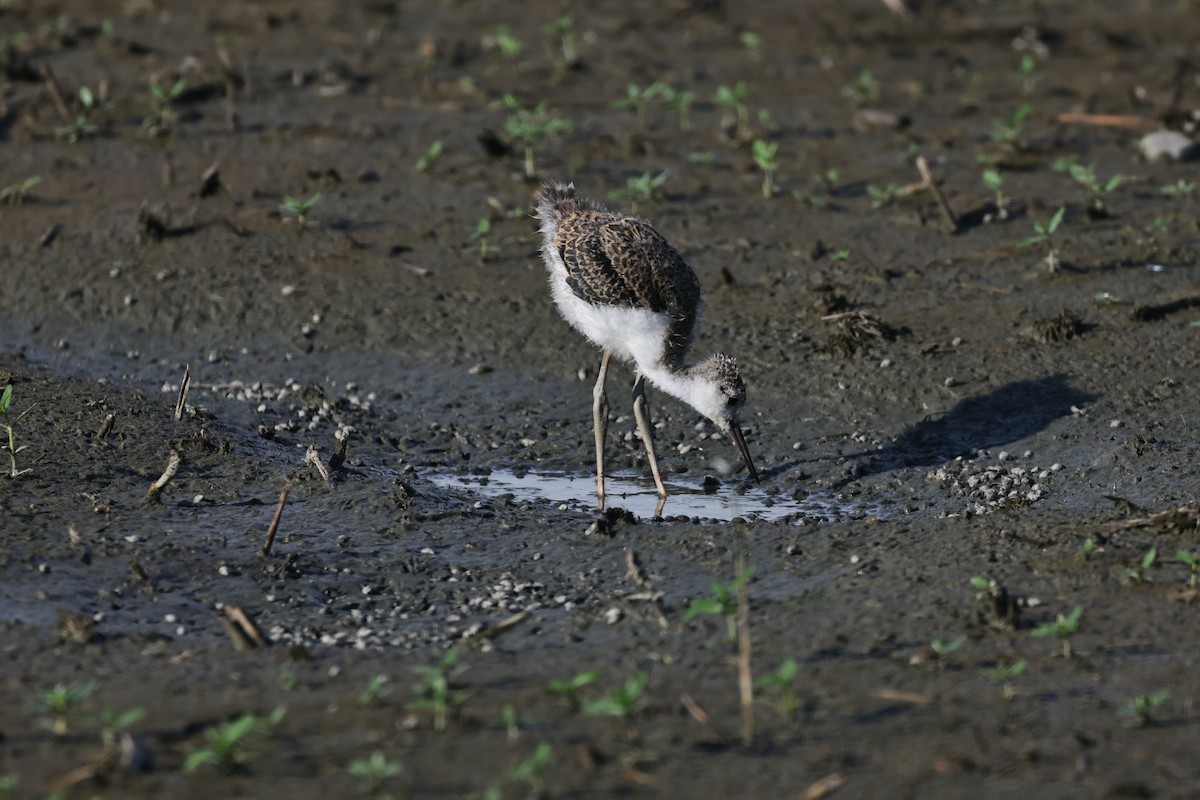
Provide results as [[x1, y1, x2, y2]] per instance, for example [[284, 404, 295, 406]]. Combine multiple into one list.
[[2, 0, 1200, 797]]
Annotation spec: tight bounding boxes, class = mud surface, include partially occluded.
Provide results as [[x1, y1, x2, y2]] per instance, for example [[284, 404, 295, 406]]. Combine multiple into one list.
[[3, 0, 1200, 797]]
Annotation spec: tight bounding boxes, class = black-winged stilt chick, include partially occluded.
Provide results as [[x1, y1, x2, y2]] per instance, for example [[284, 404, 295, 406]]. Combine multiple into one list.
[[534, 181, 760, 509]]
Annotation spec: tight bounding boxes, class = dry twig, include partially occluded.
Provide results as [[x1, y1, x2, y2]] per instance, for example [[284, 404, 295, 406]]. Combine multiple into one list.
[[260, 483, 291, 557], [174, 364, 191, 421], [144, 450, 181, 501]]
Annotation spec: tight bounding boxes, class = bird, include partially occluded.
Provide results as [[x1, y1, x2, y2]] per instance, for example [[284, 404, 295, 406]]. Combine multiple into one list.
[[534, 180, 760, 509]]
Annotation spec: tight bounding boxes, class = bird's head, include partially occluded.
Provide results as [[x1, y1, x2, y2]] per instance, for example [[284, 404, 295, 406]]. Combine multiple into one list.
[[690, 355, 760, 482], [534, 181, 602, 225]]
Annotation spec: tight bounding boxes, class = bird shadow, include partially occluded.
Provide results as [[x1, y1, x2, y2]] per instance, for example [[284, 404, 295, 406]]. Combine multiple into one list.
[[852, 375, 1099, 480]]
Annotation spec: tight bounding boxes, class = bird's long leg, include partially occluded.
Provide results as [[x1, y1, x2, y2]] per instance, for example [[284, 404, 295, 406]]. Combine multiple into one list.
[[592, 350, 612, 510], [632, 373, 668, 501]]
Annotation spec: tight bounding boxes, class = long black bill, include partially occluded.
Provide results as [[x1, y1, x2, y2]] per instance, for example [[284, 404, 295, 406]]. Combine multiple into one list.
[[729, 423, 760, 483]]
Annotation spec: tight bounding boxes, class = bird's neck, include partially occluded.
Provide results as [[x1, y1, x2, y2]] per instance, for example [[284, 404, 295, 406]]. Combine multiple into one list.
[[639, 361, 716, 422]]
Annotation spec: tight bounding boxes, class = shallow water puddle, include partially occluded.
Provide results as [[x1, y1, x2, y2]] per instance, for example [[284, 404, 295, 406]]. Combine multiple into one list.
[[428, 469, 871, 522]]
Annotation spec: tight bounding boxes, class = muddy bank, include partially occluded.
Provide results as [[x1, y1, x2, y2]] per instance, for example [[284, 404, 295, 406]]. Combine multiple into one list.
[[3, 0, 1200, 797]]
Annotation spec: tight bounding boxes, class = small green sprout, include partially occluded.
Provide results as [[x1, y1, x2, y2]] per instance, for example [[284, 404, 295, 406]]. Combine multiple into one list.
[[612, 82, 666, 133], [754, 659, 799, 720], [143, 77, 186, 135], [1160, 179, 1195, 198], [971, 575, 1000, 601], [982, 168, 1007, 217], [1018, 54, 1037, 93], [359, 674, 389, 706], [751, 139, 779, 198], [0, 176, 41, 205], [930, 635, 966, 658], [866, 182, 901, 208], [1017, 206, 1065, 271], [1093, 292, 1123, 306], [982, 659, 1027, 699], [841, 69, 880, 106], [607, 170, 668, 210], [0, 774, 16, 798], [1, 385, 34, 478], [830, 249, 850, 261], [280, 193, 321, 228], [740, 31, 763, 56], [658, 85, 696, 130], [1079, 536, 1097, 559], [684, 566, 756, 642], [1119, 690, 1171, 728], [1177, 550, 1199, 587], [347, 751, 403, 795], [1032, 606, 1082, 658], [991, 104, 1031, 152], [184, 707, 286, 774], [1123, 546, 1157, 584], [408, 649, 470, 731], [55, 84, 106, 142], [582, 671, 648, 719], [502, 94, 572, 179], [99, 707, 146, 747], [472, 218, 494, 262], [1068, 163, 1121, 197], [547, 670, 598, 709], [483, 743, 553, 800], [487, 26, 523, 59], [37, 680, 99, 736], [541, 15, 577, 66], [501, 704, 519, 742], [714, 81, 750, 139], [415, 140, 443, 172]]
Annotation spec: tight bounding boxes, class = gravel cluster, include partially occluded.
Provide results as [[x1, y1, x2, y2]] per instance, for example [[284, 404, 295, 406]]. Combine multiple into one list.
[[166, 378, 377, 439], [927, 449, 1063, 515]]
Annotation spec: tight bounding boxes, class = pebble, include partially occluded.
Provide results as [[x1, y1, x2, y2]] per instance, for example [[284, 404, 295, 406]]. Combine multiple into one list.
[[1139, 129, 1198, 162]]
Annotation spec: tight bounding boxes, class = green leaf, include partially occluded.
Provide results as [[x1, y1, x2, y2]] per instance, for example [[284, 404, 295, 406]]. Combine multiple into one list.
[[683, 597, 724, 620], [1046, 206, 1065, 234], [184, 750, 217, 773], [0, 385, 11, 414]]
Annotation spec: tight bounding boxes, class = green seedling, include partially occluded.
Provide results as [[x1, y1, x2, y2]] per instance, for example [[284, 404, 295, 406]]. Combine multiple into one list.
[[1177, 550, 1200, 587], [347, 751, 403, 795], [98, 707, 146, 747], [982, 659, 1027, 700], [612, 82, 666, 133], [971, 575, 1001, 601], [1160, 179, 1195, 198], [359, 674, 389, 706], [1123, 546, 1157, 584], [754, 658, 799, 721], [542, 15, 577, 68], [280, 193, 321, 228], [751, 139, 779, 198], [1, 385, 34, 478], [714, 81, 750, 139], [582, 671, 648, 719], [1151, 216, 1169, 233], [792, 188, 829, 209], [982, 169, 1008, 218], [501, 704, 519, 742], [36, 680, 99, 736], [930, 635, 966, 659], [740, 30, 763, 55], [142, 76, 186, 135], [830, 249, 850, 261], [1032, 606, 1082, 658], [1018, 53, 1037, 93], [1068, 163, 1122, 212], [55, 84, 107, 142], [471, 218, 494, 262], [184, 706, 286, 774], [502, 94, 572, 179], [607, 170, 668, 210], [1051, 155, 1079, 174], [867, 182, 901, 208], [0, 176, 41, 205], [487, 26, 523, 59], [841, 69, 880, 106], [1119, 690, 1171, 728], [658, 85, 696, 130], [1079, 536, 1097, 559], [483, 742, 553, 800], [408, 649, 470, 731], [0, 774, 16, 799], [1017, 206, 1065, 271], [684, 565, 757, 642], [546, 670, 598, 710], [991, 104, 1031, 152], [415, 140, 443, 172], [1094, 292, 1123, 306]]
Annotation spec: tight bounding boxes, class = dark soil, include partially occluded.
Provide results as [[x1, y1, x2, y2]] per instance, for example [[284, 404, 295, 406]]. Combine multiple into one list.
[[3, 0, 1200, 797]]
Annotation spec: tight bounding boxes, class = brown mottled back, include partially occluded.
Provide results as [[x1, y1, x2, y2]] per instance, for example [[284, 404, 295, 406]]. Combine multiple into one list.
[[555, 211, 703, 367]]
